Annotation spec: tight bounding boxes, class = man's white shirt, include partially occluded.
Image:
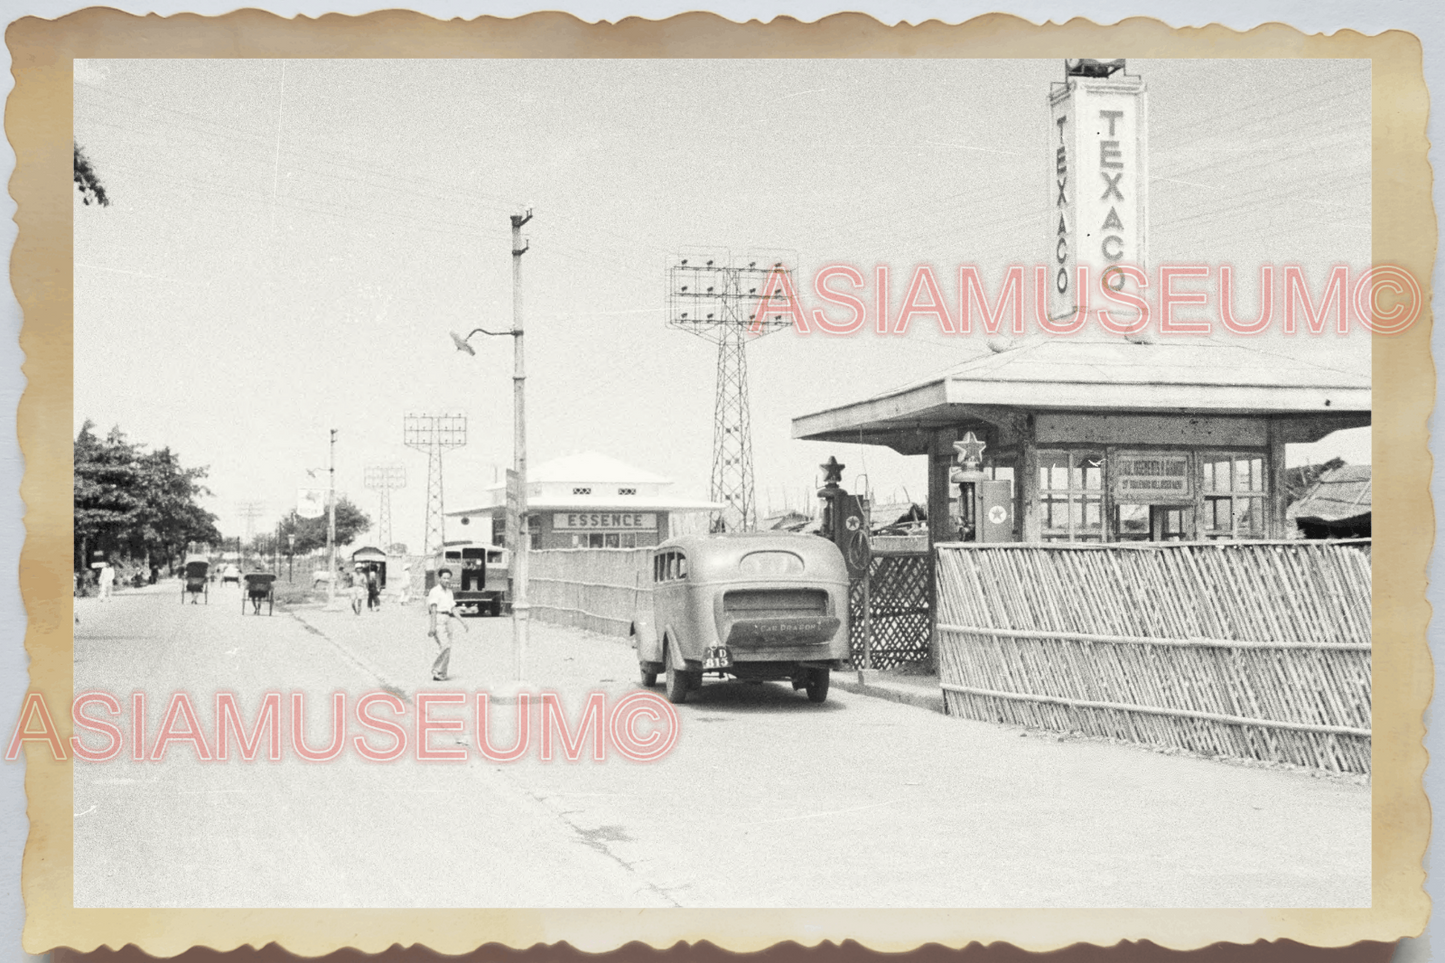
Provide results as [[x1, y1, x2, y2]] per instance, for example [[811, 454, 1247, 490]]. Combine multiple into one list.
[[427, 583, 456, 614]]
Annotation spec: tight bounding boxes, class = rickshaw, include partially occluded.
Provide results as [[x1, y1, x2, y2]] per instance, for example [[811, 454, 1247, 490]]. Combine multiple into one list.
[[182, 554, 209, 604], [242, 573, 277, 616]]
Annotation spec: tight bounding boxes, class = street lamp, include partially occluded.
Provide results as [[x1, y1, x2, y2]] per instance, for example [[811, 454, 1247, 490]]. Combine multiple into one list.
[[450, 206, 532, 687], [451, 318, 528, 685], [306, 436, 339, 609]]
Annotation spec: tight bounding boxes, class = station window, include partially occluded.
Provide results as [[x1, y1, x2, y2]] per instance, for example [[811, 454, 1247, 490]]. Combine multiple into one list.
[[1038, 450, 1104, 542], [573, 533, 639, 549], [1114, 504, 1151, 541], [1201, 453, 1266, 539]]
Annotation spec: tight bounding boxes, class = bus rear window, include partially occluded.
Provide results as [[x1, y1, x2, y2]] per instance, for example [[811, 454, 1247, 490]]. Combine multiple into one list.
[[739, 551, 805, 576]]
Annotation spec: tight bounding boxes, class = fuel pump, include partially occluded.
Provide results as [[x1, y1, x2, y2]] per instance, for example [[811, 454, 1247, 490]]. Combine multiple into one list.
[[817, 456, 871, 579], [950, 431, 1015, 542], [950, 434, 986, 541]]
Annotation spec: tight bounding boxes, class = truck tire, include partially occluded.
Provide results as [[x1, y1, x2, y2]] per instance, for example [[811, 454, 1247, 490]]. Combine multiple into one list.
[[664, 645, 689, 705], [805, 667, 830, 704]]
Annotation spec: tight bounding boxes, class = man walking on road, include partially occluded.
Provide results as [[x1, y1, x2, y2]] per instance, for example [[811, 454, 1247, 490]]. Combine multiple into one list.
[[366, 566, 381, 612], [427, 568, 468, 681], [97, 562, 115, 602]]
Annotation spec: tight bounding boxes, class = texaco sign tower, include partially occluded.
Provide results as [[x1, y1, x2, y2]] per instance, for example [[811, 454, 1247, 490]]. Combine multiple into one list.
[[1048, 59, 1149, 322]]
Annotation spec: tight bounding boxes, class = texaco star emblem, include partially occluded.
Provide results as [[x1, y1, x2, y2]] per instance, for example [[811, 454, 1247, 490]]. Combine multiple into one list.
[[953, 431, 987, 467]]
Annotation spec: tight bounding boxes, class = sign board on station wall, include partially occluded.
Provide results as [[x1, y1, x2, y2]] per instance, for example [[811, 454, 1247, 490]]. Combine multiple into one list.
[[553, 512, 658, 532], [1111, 451, 1192, 505]]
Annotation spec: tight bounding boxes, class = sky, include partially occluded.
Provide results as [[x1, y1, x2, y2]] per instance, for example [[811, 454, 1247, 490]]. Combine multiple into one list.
[[73, 58, 1372, 549]]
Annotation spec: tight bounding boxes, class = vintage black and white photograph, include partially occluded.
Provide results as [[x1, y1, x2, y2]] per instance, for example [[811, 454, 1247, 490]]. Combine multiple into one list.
[[68, 55, 1378, 910]]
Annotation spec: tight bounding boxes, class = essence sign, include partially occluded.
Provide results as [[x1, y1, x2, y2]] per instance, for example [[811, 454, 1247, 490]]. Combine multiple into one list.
[[1048, 69, 1149, 321], [553, 513, 658, 532]]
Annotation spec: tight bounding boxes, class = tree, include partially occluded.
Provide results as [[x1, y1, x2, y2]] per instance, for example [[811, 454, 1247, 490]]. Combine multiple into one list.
[[74, 421, 219, 572], [74, 422, 141, 570], [278, 497, 372, 556], [74, 143, 109, 207], [133, 446, 222, 568]]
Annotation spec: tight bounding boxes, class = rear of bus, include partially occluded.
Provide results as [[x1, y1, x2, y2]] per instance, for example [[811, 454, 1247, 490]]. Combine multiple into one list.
[[434, 543, 511, 616]]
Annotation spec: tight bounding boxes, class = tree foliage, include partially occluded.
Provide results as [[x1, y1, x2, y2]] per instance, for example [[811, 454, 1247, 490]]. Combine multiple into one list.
[[74, 421, 220, 571], [273, 497, 372, 556], [74, 142, 110, 207]]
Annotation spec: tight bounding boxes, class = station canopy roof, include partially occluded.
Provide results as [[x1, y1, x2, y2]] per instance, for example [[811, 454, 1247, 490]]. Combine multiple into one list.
[[350, 546, 388, 561], [505, 493, 726, 512], [505, 451, 671, 486], [793, 334, 1370, 449]]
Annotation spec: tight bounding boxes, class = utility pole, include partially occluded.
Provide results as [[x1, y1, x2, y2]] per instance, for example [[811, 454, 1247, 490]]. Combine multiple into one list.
[[327, 428, 337, 607], [511, 207, 533, 683]]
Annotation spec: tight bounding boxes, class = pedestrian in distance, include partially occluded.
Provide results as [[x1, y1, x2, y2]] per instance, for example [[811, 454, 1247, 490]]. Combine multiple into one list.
[[427, 567, 468, 682], [350, 566, 366, 615], [97, 562, 115, 603], [366, 566, 381, 613]]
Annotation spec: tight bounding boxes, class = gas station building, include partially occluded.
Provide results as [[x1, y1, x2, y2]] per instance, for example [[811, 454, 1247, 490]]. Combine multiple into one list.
[[446, 451, 721, 551], [792, 334, 1370, 546]]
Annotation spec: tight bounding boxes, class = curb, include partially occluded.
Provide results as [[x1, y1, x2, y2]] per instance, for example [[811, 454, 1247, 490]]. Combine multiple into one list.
[[831, 675, 946, 714]]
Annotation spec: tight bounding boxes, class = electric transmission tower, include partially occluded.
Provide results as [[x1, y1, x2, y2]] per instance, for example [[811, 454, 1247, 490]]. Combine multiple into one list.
[[403, 414, 466, 557], [363, 465, 407, 552], [668, 251, 795, 533], [237, 501, 263, 546]]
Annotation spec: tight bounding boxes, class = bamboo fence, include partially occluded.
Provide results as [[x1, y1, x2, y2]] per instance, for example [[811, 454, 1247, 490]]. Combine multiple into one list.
[[528, 548, 654, 637], [934, 540, 1372, 774]]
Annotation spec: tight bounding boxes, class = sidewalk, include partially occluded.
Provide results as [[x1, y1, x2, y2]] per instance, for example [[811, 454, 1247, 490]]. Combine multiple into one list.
[[831, 666, 945, 713]]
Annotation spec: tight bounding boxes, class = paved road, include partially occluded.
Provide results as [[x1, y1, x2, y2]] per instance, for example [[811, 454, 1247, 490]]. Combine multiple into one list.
[[72, 581, 1370, 908]]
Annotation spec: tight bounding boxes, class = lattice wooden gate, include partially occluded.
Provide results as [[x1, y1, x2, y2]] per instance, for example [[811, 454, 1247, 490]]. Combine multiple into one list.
[[848, 550, 932, 669]]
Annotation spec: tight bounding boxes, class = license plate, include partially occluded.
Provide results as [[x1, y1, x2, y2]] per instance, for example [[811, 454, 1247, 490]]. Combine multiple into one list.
[[703, 646, 732, 669]]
